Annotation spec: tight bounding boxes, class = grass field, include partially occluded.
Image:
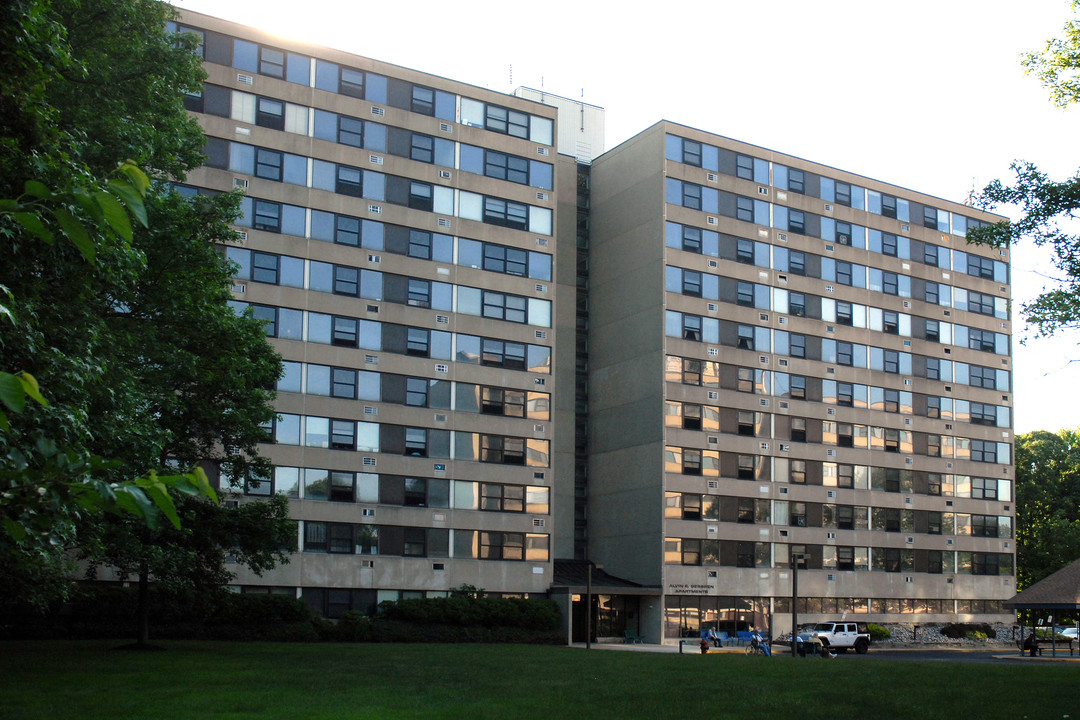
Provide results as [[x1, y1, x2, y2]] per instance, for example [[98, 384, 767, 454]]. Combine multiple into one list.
[[0, 641, 1073, 720]]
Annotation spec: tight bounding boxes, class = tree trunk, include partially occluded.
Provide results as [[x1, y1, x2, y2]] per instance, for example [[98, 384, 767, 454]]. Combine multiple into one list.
[[137, 560, 150, 647]]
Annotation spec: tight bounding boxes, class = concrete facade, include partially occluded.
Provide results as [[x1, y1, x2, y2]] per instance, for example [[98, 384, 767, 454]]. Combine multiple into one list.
[[175, 10, 1015, 640]]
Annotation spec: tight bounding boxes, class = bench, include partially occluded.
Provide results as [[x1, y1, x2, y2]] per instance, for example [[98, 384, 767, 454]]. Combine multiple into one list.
[[1021, 636, 1076, 656]]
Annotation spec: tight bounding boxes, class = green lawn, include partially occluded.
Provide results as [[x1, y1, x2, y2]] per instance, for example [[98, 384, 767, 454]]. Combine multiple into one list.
[[0, 641, 1072, 720]]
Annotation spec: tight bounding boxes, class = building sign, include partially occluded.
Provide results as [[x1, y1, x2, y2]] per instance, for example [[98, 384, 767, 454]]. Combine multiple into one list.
[[667, 583, 713, 595]]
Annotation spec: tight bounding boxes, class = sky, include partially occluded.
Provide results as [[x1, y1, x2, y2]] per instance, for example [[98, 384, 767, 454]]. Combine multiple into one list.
[[175, 0, 1080, 434]]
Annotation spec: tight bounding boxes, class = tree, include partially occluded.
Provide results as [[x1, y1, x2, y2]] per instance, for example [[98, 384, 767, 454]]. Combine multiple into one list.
[[968, 1, 1080, 339], [0, 0, 287, 614], [1014, 430, 1080, 589]]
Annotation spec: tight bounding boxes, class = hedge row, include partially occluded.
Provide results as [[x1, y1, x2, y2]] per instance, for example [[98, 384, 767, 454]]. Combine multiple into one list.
[[2, 587, 562, 644], [940, 622, 997, 639]]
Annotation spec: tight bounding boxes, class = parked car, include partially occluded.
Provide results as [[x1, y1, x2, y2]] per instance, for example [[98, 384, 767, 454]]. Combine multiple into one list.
[[796, 621, 871, 654], [1059, 627, 1078, 640]]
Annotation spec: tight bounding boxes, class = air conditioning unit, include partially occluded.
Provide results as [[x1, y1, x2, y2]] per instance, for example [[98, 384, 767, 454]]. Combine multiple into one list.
[[237, 73, 253, 85], [233, 178, 248, 189], [440, 122, 453, 133], [370, 106, 385, 116], [368, 205, 382, 214], [440, 170, 451, 179], [369, 155, 384, 165]]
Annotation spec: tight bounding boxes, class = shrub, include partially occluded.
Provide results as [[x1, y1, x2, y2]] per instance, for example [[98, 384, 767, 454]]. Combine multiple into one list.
[[867, 623, 891, 640], [941, 623, 996, 640], [378, 596, 560, 632]]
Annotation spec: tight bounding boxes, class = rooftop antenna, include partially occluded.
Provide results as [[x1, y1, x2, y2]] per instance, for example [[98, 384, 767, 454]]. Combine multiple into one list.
[[509, 64, 512, 88]]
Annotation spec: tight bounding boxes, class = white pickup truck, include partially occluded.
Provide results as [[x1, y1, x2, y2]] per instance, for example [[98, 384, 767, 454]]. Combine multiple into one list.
[[798, 621, 871, 654]]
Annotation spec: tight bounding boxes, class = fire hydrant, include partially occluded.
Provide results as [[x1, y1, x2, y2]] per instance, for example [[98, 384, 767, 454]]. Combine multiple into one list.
[[700, 638, 709, 654]]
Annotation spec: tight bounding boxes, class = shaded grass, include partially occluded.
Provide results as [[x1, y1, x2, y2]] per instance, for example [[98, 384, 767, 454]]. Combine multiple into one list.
[[0, 641, 1074, 720]]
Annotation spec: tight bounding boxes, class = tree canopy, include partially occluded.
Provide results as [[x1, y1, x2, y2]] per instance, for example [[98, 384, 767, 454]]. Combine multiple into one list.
[[968, 1, 1080, 340], [1014, 430, 1080, 589], [0, 0, 290, 611]]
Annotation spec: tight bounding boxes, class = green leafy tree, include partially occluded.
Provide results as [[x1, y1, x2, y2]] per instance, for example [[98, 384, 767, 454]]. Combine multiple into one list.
[[0, 0, 286, 615], [1014, 430, 1080, 589], [969, 1, 1080, 339]]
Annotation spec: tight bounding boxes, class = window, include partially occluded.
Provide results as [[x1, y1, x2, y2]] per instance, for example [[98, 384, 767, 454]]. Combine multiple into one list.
[[255, 97, 284, 130], [483, 244, 528, 276], [790, 502, 807, 527], [791, 417, 807, 442], [682, 183, 702, 210], [883, 311, 899, 335], [682, 493, 703, 520], [837, 341, 854, 366], [837, 506, 854, 530], [928, 550, 944, 574], [481, 339, 526, 370], [884, 548, 902, 572], [406, 327, 430, 356], [681, 139, 703, 167], [883, 271, 899, 296], [482, 291, 527, 323], [789, 209, 806, 234], [485, 104, 529, 138], [738, 455, 755, 480], [969, 329, 996, 353], [251, 252, 279, 284], [736, 196, 754, 223], [485, 150, 529, 184], [737, 281, 754, 306], [336, 215, 361, 246], [406, 377, 429, 407], [683, 315, 702, 341], [333, 266, 359, 296], [970, 402, 996, 425], [790, 334, 806, 359], [884, 508, 901, 532], [332, 316, 359, 347], [837, 261, 854, 286], [927, 511, 943, 535], [788, 168, 805, 194], [836, 220, 852, 244], [403, 528, 427, 556], [331, 419, 355, 450], [482, 434, 520, 466], [332, 368, 357, 399], [736, 238, 754, 264], [882, 196, 898, 219], [736, 542, 755, 568], [336, 166, 362, 197], [923, 206, 937, 229], [836, 302, 853, 326], [680, 226, 702, 253], [737, 325, 754, 350], [971, 440, 997, 463], [838, 423, 854, 448], [969, 365, 996, 389], [972, 477, 998, 500], [924, 243, 939, 267], [338, 116, 364, 147], [483, 197, 528, 230], [684, 404, 703, 430], [884, 350, 900, 374], [789, 250, 806, 276], [882, 233, 899, 257], [404, 427, 428, 457], [790, 460, 806, 484], [927, 434, 942, 457], [408, 230, 432, 259], [838, 464, 854, 489], [409, 181, 433, 211], [884, 389, 900, 413], [255, 148, 282, 180], [736, 154, 753, 180], [482, 484, 525, 512], [968, 255, 995, 279], [790, 376, 806, 399], [682, 358, 703, 386], [480, 532, 525, 560], [789, 292, 806, 317], [259, 46, 285, 78], [835, 181, 852, 207], [884, 429, 900, 453], [340, 67, 365, 98], [411, 85, 435, 115], [968, 291, 996, 316], [925, 282, 940, 305], [680, 448, 702, 475], [737, 410, 755, 437], [838, 383, 854, 406], [410, 134, 435, 163], [407, 279, 431, 308], [837, 546, 855, 571], [926, 359, 941, 381], [737, 498, 755, 523]]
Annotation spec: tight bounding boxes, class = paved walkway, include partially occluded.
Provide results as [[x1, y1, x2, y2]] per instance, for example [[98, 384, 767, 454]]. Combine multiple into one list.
[[570, 640, 1080, 661]]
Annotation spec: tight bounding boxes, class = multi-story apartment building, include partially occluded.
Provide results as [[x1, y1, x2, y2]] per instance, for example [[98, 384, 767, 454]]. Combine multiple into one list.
[[172, 10, 1015, 642], [174, 11, 562, 618], [586, 122, 1015, 641]]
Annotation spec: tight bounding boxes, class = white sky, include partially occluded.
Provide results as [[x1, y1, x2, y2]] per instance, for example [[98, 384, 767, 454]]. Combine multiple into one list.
[[175, 0, 1080, 434]]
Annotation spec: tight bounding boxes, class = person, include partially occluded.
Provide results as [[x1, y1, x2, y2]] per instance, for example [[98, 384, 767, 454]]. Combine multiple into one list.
[[804, 631, 834, 658], [750, 627, 771, 656]]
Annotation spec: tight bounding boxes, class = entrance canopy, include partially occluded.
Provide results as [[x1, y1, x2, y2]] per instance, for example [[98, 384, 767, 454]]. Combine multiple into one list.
[[1005, 558, 1080, 612]]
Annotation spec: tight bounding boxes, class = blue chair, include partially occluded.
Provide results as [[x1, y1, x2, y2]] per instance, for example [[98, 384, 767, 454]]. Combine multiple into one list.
[[736, 630, 754, 646]]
